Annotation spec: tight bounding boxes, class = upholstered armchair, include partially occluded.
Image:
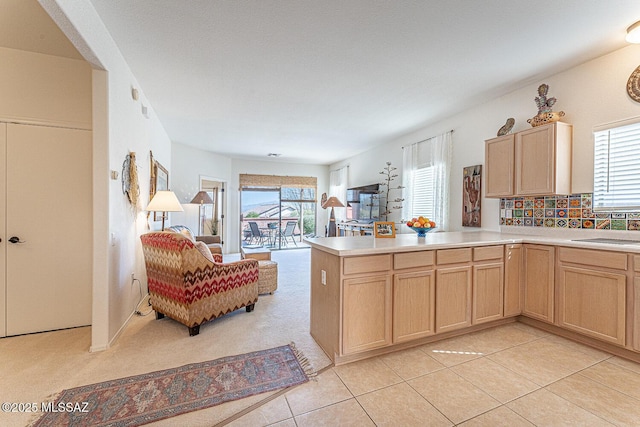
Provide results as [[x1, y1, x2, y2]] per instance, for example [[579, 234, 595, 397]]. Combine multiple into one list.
[[140, 232, 259, 336]]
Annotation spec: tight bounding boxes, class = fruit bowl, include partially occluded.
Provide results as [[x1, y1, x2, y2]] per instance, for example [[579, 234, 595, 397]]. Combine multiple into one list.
[[409, 226, 437, 237]]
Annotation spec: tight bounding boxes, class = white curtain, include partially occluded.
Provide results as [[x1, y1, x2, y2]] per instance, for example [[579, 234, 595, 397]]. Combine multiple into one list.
[[329, 166, 348, 222], [402, 131, 453, 231]]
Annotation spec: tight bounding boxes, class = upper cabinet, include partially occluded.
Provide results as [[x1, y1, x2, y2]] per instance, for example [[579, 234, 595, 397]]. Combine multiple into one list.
[[485, 122, 572, 198], [485, 134, 515, 197]]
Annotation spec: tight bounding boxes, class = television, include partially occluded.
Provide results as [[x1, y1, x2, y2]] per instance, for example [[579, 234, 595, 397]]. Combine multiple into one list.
[[346, 184, 379, 221]]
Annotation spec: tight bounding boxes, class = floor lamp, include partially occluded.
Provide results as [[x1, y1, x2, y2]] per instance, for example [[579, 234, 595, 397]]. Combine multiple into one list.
[[146, 190, 184, 230], [323, 196, 344, 237], [190, 191, 213, 235]]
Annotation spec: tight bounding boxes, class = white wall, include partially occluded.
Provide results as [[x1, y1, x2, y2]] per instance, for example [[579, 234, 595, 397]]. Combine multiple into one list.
[[333, 44, 640, 232], [171, 142, 233, 237], [43, 0, 173, 350]]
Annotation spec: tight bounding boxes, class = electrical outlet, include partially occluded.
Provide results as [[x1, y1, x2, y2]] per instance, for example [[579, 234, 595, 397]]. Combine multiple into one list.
[[321, 270, 327, 285]]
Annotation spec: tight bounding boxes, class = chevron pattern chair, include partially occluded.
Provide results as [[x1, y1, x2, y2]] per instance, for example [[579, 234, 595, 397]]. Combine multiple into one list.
[[140, 231, 259, 336]]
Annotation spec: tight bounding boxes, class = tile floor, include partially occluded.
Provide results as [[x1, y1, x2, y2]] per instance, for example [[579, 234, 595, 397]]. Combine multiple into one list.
[[230, 322, 640, 426]]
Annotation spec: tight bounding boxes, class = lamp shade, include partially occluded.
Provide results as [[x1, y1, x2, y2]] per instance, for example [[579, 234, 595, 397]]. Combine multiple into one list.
[[190, 191, 213, 204], [322, 196, 344, 209], [146, 191, 184, 212], [627, 21, 640, 43]]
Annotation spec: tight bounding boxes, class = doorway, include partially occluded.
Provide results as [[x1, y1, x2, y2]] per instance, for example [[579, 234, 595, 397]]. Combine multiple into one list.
[[199, 177, 225, 245]]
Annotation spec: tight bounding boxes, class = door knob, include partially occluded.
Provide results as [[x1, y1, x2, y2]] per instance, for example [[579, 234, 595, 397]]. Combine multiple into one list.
[[8, 236, 25, 244]]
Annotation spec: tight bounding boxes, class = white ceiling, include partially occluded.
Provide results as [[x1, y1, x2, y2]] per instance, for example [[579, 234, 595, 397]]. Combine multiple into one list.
[[8, 1, 640, 165]]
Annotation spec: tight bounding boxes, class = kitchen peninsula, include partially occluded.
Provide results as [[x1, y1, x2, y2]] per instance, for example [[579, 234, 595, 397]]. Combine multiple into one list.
[[306, 231, 640, 365]]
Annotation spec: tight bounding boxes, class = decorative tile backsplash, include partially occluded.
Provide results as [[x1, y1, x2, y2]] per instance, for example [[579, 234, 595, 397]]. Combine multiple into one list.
[[500, 193, 640, 231]]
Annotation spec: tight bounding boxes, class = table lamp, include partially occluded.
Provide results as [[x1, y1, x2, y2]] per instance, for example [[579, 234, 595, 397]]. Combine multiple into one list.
[[190, 191, 213, 235], [323, 196, 344, 237], [146, 190, 184, 230]]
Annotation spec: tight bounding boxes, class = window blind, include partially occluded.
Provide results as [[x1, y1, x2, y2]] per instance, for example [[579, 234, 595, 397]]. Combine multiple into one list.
[[593, 120, 640, 211], [410, 166, 434, 218]]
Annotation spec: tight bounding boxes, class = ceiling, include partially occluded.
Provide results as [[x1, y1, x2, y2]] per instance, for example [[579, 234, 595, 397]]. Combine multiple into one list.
[[6, 1, 640, 165]]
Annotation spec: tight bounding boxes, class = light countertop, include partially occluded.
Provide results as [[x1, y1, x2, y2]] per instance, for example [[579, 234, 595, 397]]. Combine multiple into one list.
[[304, 230, 640, 256]]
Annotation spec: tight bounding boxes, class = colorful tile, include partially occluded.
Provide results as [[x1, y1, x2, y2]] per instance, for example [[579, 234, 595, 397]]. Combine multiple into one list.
[[581, 219, 595, 229], [499, 193, 640, 232], [628, 220, 640, 231], [568, 218, 582, 228], [581, 208, 594, 219], [568, 209, 581, 218], [611, 219, 626, 230]]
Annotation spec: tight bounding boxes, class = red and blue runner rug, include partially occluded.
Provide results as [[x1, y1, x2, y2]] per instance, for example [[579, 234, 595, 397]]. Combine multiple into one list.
[[33, 343, 314, 426]]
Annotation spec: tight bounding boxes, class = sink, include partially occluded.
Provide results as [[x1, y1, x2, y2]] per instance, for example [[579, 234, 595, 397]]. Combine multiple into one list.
[[572, 238, 640, 245]]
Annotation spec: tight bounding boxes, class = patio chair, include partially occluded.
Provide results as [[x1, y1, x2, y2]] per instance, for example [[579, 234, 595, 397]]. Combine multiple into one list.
[[248, 221, 267, 245], [281, 221, 298, 246]]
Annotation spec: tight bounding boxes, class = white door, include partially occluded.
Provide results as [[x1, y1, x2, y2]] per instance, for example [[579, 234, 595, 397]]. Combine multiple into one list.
[[4, 123, 92, 336], [0, 124, 6, 337]]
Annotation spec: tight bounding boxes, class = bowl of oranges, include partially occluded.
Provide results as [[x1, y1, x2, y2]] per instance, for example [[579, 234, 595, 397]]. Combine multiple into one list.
[[406, 217, 436, 237]]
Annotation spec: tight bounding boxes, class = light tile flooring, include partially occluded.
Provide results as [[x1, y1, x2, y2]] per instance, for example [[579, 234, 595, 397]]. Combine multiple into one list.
[[230, 322, 640, 426]]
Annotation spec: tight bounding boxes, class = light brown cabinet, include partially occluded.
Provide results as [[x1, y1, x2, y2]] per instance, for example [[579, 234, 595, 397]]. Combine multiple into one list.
[[485, 122, 572, 198], [393, 270, 435, 343], [485, 134, 514, 197], [515, 122, 572, 196], [557, 248, 627, 346], [342, 274, 392, 355], [523, 244, 555, 323], [472, 246, 504, 324], [504, 244, 523, 317]]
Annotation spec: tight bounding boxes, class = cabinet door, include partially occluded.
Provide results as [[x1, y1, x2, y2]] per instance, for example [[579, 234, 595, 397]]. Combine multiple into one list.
[[523, 245, 555, 323], [473, 263, 504, 324], [342, 275, 392, 355], [485, 134, 514, 197], [504, 244, 523, 317], [393, 270, 435, 343], [635, 277, 640, 352], [516, 125, 555, 195], [436, 266, 472, 333], [558, 266, 626, 346]]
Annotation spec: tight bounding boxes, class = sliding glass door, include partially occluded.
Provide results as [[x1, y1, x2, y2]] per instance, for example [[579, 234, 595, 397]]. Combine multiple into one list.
[[239, 186, 316, 250]]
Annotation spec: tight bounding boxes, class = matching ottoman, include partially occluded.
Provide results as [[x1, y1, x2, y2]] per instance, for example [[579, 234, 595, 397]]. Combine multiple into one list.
[[258, 260, 278, 295]]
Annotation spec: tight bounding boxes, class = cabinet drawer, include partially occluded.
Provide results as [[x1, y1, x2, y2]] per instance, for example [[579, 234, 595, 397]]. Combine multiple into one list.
[[559, 247, 627, 271], [473, 245, 504, 262], [437, 248, 472, 265], [344, 254, 391, 275], [394, 251, 434, 270], [634, 256, 640, 273]]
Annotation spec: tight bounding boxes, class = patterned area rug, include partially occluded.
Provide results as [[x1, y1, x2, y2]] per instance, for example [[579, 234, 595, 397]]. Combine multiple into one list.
[[33, 343, 314, 427]]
